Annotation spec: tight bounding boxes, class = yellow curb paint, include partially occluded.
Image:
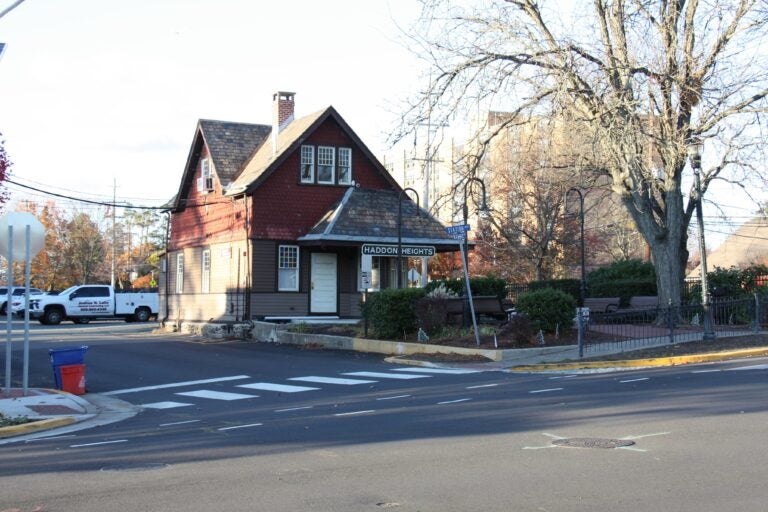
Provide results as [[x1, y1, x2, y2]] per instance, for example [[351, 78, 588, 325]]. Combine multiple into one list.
[[0, 416, 76, 439], [510, 347, 768, 372]]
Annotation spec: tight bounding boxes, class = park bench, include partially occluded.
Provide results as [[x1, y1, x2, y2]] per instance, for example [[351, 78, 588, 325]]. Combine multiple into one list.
[[583, 297, 620, 313], [627, 296, 659, 310], [445, 295, 513, 324]]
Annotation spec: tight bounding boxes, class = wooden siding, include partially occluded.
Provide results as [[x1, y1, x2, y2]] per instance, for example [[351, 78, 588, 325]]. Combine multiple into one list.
[[251, 293, 308, 317], [170, 145, 248, 251], [248, 117, 394, 240]]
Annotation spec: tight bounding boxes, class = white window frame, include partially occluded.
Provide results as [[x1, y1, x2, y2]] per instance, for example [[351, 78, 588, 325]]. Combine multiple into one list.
[[300, 145, 315, 183], [201, 249, 211, 293], [338, 147, 352, 185], [317, 146, 335, 184], [278, 245, 299, 292], [175, 253, 184, 294]]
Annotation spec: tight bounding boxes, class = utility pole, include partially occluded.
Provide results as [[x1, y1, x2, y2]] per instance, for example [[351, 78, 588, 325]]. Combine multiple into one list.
[[111, 179, 116, 288]]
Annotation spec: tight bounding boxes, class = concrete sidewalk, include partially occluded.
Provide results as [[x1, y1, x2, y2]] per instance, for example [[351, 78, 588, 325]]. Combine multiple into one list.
[[0, 387, 139, 442]]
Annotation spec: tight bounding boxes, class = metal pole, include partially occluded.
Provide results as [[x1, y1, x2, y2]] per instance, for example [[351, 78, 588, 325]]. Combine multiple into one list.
[[397, 188, 419, 289], [462, 178, 487, 347], [4, 225, 12, 396], [693, 166, 715, 340], [566, 188, 587, 306], [22, 225, 30, 395]]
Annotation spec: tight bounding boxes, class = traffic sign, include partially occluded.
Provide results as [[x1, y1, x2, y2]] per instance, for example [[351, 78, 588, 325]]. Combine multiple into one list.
[[445, 224, 470, 235]]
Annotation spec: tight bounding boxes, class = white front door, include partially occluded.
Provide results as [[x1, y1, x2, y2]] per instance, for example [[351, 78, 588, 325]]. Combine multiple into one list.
[[311, 253, 337, 314]]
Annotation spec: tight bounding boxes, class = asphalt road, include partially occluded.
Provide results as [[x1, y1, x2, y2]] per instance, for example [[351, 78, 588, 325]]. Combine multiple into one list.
[[2, 322, 767, 511]]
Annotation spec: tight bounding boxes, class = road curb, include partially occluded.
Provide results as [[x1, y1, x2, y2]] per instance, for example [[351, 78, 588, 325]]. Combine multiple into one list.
[[0, 416, 76, 439], [509, 347, 768, 372]]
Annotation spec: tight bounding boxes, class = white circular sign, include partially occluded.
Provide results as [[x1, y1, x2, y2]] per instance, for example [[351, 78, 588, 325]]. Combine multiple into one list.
[[0, 212, 46, 261]]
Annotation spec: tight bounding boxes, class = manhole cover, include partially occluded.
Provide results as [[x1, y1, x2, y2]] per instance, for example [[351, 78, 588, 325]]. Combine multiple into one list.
[[552, 437, 635, 449], [100, 463, 171, 472]]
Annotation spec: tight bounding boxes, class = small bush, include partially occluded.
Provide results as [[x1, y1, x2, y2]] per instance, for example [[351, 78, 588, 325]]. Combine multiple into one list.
[[516, 288, 576, 333], [529, 279, 580, 301], [415, 296, 449, 335], [365, 288, 425, 339], [497, 314, 533, 345]]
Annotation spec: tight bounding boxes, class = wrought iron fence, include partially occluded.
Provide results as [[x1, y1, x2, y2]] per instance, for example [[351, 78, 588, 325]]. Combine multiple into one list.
[[580, 294, 766, 355]]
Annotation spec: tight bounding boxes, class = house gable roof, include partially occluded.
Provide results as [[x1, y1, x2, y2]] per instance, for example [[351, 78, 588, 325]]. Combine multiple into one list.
[[171, 119, 270, 211], [688, 216, 768, 275], [298, 188, 459, 248], [225, 106, 400, 195]]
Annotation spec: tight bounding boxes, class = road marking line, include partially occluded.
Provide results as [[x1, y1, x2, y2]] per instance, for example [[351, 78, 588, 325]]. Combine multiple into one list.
[[238, 382, 320, 393], [550, 375, 578, 380], [275, 406, 314, 413], [343, 371, 429, 380], [529, 388, 563, 394], [71, 440, 128, 448], [103, 375, 251, 395], [620, 378, 650, 383], [376, 394, 411, 400], [621, 432, 670, 440], [466, 384, 498, 389], [142, 401, 193, 409], [727, 364, 768, 371], [218, 423, 263, 431], [438, 398, 471, 404], [159, 420, 201, 427], [335, 410, 375, 416], [288, 376, 376, 385], [176, 390, 257, 401], [392, 367, 479, 374], [691, 369, 721, 373]]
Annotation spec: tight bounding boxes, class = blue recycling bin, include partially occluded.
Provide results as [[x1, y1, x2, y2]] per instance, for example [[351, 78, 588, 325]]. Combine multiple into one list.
[[49, 346, 88, 390]]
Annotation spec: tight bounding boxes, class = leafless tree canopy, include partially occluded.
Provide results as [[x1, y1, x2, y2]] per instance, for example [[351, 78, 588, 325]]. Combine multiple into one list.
[[397, 0, 768, 305]]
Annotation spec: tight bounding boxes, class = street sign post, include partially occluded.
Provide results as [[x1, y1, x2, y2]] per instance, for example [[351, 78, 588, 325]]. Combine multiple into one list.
[[361, 244, 435, 257]]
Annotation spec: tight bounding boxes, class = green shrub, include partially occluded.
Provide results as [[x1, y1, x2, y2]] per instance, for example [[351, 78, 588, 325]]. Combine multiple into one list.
[[516, 288, 576, 333], [588, 259, 656, 281], [364, 288, 425, 339]]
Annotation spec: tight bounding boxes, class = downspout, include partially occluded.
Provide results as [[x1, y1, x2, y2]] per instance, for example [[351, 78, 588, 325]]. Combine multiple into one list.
[[243, 194, 252, 323], [162, 211, 171, 324]]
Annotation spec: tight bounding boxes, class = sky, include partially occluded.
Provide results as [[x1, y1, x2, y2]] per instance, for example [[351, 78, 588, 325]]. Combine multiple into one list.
[[0, 0, 422, 208], [0, 0, 764, 250]]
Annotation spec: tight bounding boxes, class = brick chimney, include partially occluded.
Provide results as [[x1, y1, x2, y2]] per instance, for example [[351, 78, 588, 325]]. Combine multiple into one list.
[[272, 91, 295, 154]]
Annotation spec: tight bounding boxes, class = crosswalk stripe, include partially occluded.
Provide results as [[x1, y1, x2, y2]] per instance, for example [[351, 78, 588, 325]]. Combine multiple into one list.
[[342, 371, 429, 380], [237, 382, 320, 393], [176, 390, 258, 401], [392, 367, 479, 375], [288, 376, 376, 385], [142, 401, 194, 409]]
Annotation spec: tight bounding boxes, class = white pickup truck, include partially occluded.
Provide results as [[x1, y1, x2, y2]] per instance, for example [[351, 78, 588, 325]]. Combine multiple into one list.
[[29, 284, 159, 325]]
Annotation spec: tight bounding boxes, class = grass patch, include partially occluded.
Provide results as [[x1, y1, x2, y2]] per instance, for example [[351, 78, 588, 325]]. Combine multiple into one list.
[[0, 413, 31, 427]]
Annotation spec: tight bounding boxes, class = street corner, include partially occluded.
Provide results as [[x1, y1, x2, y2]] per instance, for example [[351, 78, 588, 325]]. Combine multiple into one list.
[[0, 416, 77, 439]]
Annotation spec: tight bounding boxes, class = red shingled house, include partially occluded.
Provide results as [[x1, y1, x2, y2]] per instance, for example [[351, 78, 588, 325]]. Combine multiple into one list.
[[161, 91, 459, 323]]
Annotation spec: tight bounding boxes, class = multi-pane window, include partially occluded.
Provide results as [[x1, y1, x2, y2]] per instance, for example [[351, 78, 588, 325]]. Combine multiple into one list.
[[317, 146, 335, 184], [338, 147, 352, 184], [201, 249, 211, 293], [176, 253, 184, 294], [278, 245, 299, 291], [300, 146, 314, 183]]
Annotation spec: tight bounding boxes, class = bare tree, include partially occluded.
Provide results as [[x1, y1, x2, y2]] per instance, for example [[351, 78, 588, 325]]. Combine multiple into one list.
[[397, 0, 768, 307], [0, 0, 27, 20]]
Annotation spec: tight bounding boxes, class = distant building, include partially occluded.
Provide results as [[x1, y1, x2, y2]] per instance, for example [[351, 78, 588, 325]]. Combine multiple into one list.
[[688, 216, 768, 276]]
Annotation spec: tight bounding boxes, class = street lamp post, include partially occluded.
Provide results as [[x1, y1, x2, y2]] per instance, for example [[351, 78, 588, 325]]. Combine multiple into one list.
[[462, 177, 489, 347], [565, 188, 587, 306], [687, 139, 716, 340], [397, 188, 420, 289]]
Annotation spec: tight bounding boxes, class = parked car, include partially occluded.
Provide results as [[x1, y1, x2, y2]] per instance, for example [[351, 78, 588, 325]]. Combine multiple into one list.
[[0, 287, 44, 315]]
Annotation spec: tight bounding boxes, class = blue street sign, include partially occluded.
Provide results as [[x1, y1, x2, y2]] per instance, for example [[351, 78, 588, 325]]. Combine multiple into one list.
[[445, 224, 470, 235]]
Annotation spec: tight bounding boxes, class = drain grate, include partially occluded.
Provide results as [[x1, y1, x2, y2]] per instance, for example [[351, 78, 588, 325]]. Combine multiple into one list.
[[552, 437, 635, 449]]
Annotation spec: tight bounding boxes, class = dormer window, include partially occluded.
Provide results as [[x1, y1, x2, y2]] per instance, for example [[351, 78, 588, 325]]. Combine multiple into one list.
[[197, 157, 214, 193], [300, 145, 352, 185]]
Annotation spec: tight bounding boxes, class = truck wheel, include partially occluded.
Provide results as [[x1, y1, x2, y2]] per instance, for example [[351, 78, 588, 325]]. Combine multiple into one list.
[[0, 303, 6, 315], [44, 308, 63, 325], [135, 307, 151, 322], [73, 317, 91, 324]]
